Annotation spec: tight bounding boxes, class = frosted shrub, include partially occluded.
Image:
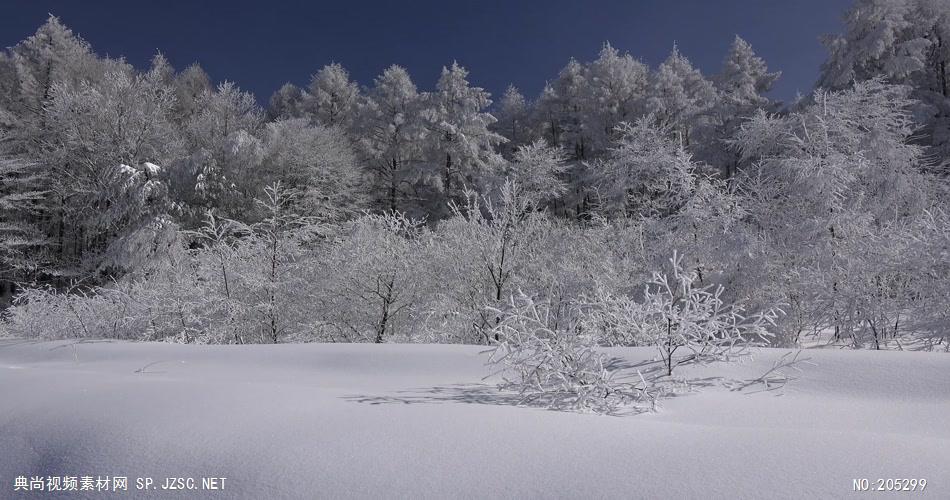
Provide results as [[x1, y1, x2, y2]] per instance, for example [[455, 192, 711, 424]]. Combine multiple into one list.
[[589, 251, 780, 376], [3, 284, 149, 340], [582, 286, 653, 347], [487, 292, 655, 414], [5, 286, 83, 340]]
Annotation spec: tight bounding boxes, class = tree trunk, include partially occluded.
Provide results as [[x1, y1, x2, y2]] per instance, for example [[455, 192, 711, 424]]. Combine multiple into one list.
[[389, 158, 398, 212], [444, 153, 453, 197]]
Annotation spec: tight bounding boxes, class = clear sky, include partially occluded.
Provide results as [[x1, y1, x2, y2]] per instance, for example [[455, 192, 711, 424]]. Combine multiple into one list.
[[1, 0, 854, 106]]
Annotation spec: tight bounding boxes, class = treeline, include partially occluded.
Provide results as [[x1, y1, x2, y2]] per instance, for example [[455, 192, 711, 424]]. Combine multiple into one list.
[[0, 17, 782, 283], [1, 1, 949, 350]]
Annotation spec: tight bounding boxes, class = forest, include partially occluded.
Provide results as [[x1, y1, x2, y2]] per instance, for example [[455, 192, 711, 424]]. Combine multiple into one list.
[[0, 0, 948, 359]]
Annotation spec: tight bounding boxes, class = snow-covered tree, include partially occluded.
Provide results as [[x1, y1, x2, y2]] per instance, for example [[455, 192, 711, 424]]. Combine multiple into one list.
[[585, 42, 651, 152], [261, 118, 365, 220], [591, 117, 695, 219], [419, 62, 505, 212], [431, 183, 553, 343], [172, 63, 213, 123], [3, 16, 103, 135], [354, 65, 426, 213], [35, 62, 182, 276], [322, 211, 427, 343], [647, 45, 718, 149], [497, 140, 569, 207], [709, 36, 781, 178], [735, 79, 943, 345], [534, 58, 589, 159], [247, 183, 316, 343], [524, 46, 654, 218], [46, 66, 182, 168], [820, 0, 950, 160], [717, 36, 781, 109], [589, 115, 750, 298], [820, 0, 934, 90], [492, 85, 530, 155], [176, 81, 264, 221], [0, 158, 49, 281], [267, 82, 307, 120], [306, 63, 361, 128]]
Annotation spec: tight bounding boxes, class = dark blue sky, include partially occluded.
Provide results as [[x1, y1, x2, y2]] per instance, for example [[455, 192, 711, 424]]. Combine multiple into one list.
[[2, 0, 853, 106]]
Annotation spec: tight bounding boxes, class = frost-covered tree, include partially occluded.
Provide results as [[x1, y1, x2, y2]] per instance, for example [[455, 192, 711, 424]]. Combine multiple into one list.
[[0, 19, 190, 284], [46, 65, 182, 168], [647, 45, 718, 149], [735, 79, 943, 345], [0, 53, 18, 131], [585, 43, 651, 152], [420, 62, 505, 212], [246, 183, 316, 343], [175, 81, 264, 221], [355, 65, 426, 213], [820, 0, 950, 160], [717, 36, 781, 110], [322, 212, 427, 343], [737, 80, 933, 239], [525, 45, 654, 218], [591, 117, 695, 219], [146, 53, 175, 86], [261, 118, 365, 220], [487, 292, 649, 413], [496, 140, 569, 207], [820, 0, 936, 90], [97, 163, 179, 274], [36, 61, 182, 276], [172, 63, 213, 123], [184, 81, 262, 154], [527, 44, 650, 162], [492, 85, 530, 155], [186, 212, 244, 342], [306, 63, 361, 128], [2, 16, 103, 137], [534, 58, 589, 159], [431, 183, 553, 343], [267, 82, 307, 121], [0, 158, 49, 282], [709, 36, 781, 178], [590, 116, 749, 294]]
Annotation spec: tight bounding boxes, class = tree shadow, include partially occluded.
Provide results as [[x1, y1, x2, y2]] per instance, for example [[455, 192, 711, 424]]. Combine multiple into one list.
[[342, 383, 652, 416], [343, 383, 518, 406]]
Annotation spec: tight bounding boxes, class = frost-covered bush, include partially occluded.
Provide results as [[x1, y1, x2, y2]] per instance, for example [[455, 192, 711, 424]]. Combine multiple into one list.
[[587, 252, 779, 376], [3, 284, 151, 341], [5, 286, 98, 340], [487, 293, 655, 414]]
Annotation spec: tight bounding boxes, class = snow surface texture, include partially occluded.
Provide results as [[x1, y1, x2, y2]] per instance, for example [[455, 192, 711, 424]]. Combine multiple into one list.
[[1, 339, 947, 499]]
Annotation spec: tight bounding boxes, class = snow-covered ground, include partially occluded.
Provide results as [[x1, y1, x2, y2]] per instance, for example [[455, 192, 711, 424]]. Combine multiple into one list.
[[1, 339, 947, 499]]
